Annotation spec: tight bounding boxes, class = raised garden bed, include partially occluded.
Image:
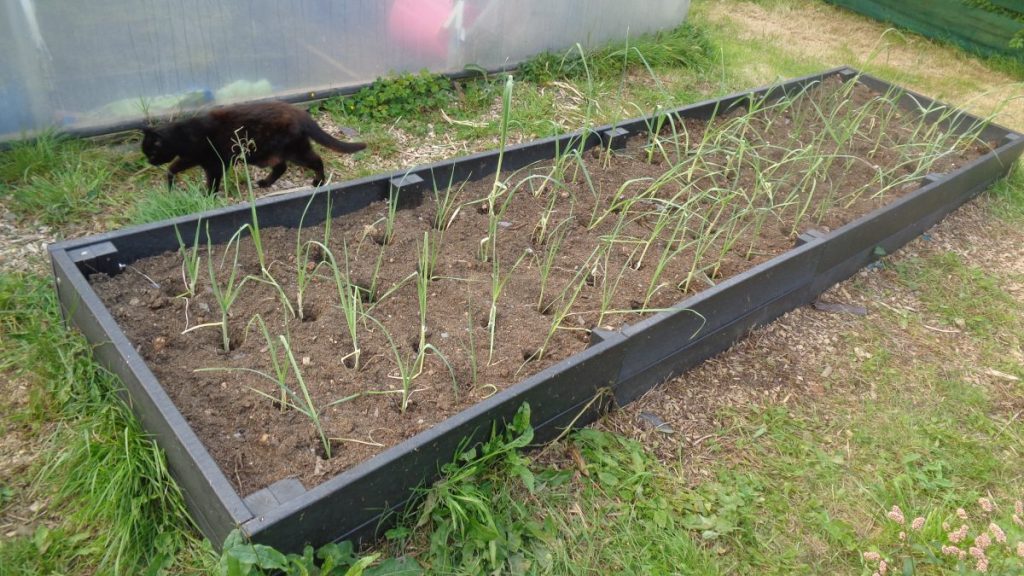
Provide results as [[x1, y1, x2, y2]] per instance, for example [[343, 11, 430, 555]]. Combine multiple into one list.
[[49, 67, 1024, 553]]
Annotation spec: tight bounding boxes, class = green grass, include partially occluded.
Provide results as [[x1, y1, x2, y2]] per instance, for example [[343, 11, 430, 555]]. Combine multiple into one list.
[[518, 23, 715, 84], [684, 274, 1024, 573], [0, 274, 217, 575], [898, 251, 1024, 341], [0, 133, 119, 226], [988, 162, 1024, 221], [129, 183, 231, 225], [3, 1, 1024, 574], [382, 406, 724, 575]]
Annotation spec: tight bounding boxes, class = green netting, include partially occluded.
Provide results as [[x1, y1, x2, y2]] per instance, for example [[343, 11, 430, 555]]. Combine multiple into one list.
[[825, 0, 1024, 60]]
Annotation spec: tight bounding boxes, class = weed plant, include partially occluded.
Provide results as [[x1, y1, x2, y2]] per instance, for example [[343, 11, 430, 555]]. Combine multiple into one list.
[[339, 70, 452, 121]]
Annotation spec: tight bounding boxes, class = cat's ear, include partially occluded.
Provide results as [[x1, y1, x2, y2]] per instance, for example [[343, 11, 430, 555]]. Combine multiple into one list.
[[142, 126, 157, 137]]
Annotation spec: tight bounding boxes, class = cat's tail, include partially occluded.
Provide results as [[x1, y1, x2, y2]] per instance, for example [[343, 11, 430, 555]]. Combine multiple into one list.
[[304, 117, 367, 154]]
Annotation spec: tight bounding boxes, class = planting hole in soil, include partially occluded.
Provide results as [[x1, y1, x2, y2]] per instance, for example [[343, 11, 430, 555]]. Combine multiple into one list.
[[90, 75, 996, 496]]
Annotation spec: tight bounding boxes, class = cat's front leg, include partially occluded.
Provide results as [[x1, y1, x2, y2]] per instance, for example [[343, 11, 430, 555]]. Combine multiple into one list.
[[202, 163, 226, 194], [167, 157, 199, 190]]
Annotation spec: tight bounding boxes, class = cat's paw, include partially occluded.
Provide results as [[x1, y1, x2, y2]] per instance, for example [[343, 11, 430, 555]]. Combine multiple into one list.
[[257, 178, 272, 188]]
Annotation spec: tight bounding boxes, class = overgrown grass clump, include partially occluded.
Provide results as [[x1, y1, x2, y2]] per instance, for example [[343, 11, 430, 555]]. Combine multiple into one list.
[[0, 132, 128, 226], [0, 273, 216, 574], [518, 23, 716, 83], [129, 181, 230, 224]]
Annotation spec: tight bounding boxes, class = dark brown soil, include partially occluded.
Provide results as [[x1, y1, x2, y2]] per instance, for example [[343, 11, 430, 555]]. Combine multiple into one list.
[[90, 78, 990, 496]]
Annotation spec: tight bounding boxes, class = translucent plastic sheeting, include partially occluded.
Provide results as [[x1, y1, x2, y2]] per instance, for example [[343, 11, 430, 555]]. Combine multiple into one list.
[[1, 0, 690, 141]]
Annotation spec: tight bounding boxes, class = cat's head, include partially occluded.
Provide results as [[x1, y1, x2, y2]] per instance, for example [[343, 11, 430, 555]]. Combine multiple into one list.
[[141, 127, 176, 166]]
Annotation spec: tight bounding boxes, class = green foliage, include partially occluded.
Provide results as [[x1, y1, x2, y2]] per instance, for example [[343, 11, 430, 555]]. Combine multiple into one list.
[[5, 160, 113, 226], [409, 403, 541, 573], [130, 183, 229, 224], [338, 70, 452, 121], [0, 131, 142, 225], [0, 130, 86, 183], [962, 0, 1024, 49], [396, 406, 721, 574], [988, 161, 1024, 220], [219, 531, 419, 576], [518, 23, 715, 83], [0, 525, 94, 575], [215, 405, 542, 576], [568, 428, 727, 574], [0, 273, 215, 574], [578, 427, 762, 545]]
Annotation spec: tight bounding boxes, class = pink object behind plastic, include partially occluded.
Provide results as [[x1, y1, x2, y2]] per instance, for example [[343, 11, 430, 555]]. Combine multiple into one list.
[[387, 0, 454, 59]]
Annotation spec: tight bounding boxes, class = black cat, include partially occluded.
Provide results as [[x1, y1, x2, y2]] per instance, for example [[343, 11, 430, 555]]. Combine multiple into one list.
[[141, 101, 366, 193]]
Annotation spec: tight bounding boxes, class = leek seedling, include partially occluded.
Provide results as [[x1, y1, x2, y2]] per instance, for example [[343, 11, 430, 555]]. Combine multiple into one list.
[[247, 183, 267, 274], [414, 231, 432, 372], [279, 334, 355, 458], [536, 215, 573, 313], [247, 314, 289, 410], [460, 293, 478, 392], [294, 193, 325, 321], [364, 314, 456, 414], [642, 211, 695, 309], [487, 250, 529, 364], [383, 183, 401, 245], [432, 171, 468, 231], [537, 245, 605, 360], [173, 221, 203, 300], [480, 75, 515, 266], [205, 223, 251, 352], [229, 130, 269, 274], [314, 239, 363, 370], [596, 243, 639, 327], [531, 186, 561, 246], [198, 334, 358, 459]]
